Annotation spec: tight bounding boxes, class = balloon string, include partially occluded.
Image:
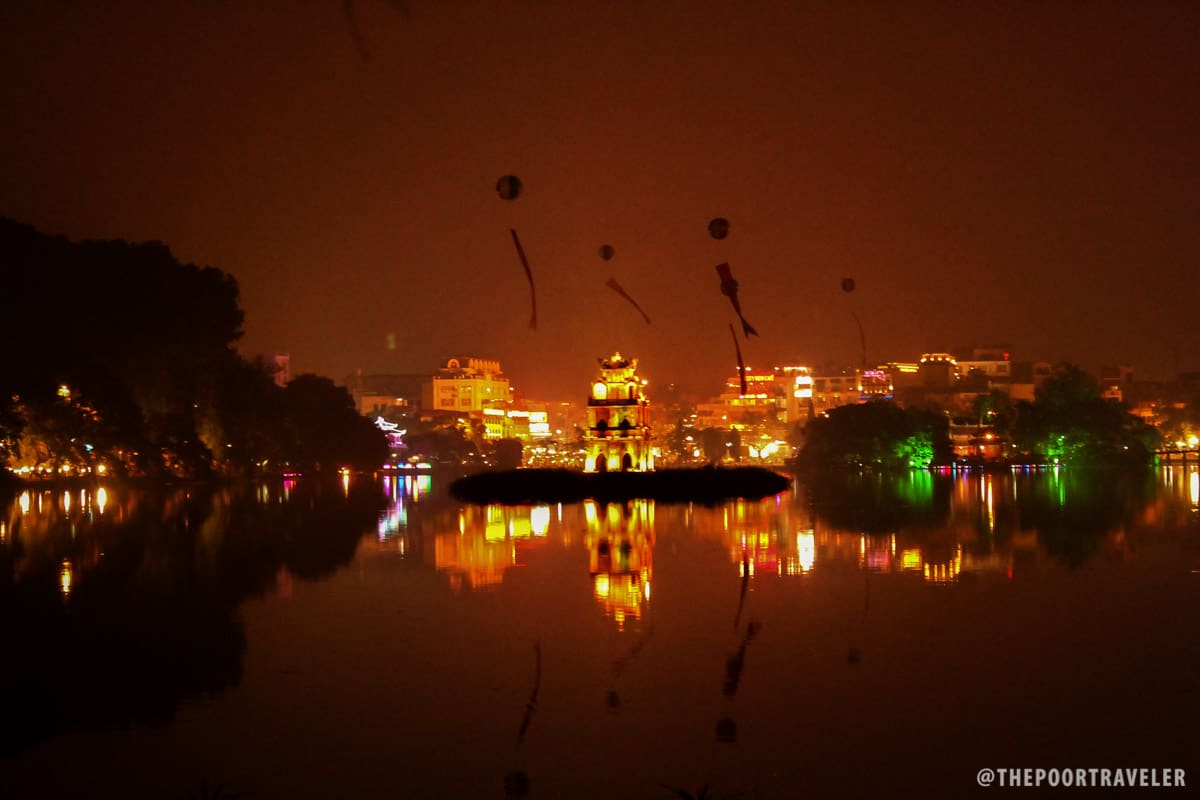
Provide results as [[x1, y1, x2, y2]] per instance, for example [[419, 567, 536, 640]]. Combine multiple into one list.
[[510, 228, 536, 329]]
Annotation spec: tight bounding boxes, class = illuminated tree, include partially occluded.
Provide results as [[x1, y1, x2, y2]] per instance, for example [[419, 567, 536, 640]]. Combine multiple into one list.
[[1010, 364, 1158, 465], [798, 399, 950, 470]]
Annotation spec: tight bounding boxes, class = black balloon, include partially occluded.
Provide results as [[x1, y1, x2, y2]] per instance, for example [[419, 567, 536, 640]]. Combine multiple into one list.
[[496, 175, 522, 201], [708, 217, 730, 240], [598, 244, 615, 261], [841, 277, 856, 293]]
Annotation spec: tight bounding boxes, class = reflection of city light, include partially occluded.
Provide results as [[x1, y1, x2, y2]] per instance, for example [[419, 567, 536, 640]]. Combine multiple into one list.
[[594, 573, 610, 598], [984, 474, 995, 533], [485, 506, 506, 542], [923, 546, 963, 583], [797, 532, 815, 572], [341, 471, 351, 496], [901, 549, 922, 571], [62, 491, 71, 513], [531, 506, 550, 536], [19, 491, 31, 514], [96, 487, 108, 514], [59, 560, 73, 597], [1190, 469, 1199, 507], [510, 515, 532, 539], [584, 500, 597, 525]]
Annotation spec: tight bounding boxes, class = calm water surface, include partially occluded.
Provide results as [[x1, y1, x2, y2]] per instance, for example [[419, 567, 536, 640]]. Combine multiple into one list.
[[2, 469, 1198, 798]]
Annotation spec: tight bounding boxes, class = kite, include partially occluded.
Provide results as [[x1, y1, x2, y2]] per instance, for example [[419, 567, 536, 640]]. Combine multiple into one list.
[[708, 217, 730, 240], [716, 262, 758, 337], [605, 277, 651, 324], [842, 277, 855, 293], [496, 174, 523, 201], [598, 244, 615, 261], [730, 323, 747, 396], [510, 228, 537, 329]]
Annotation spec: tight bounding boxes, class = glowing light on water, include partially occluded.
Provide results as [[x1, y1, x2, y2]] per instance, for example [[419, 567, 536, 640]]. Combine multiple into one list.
[[531, 506, 550, 536], [983, 474, 995, 533], [20, 491, 31, 514], [96, 487, 108, 514], [797, 531, 816, 572], [62, 491, 71, 513], [1190, 468, 1199, 507], [59, 560, 73, 597]]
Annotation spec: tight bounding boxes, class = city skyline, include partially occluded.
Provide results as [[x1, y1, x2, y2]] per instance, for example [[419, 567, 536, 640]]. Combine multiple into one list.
[[2, 2, 1197, 399]]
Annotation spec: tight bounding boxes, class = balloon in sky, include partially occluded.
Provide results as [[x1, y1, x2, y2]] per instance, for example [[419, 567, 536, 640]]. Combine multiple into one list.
[[841, 277, 856, 293], [598, 244, 615, 261], [496, 174, 523, 201], [708, 217, 730, 240]]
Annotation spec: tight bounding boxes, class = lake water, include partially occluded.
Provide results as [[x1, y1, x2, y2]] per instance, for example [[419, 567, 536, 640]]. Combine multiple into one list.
[[2, 468, 1198, 798]]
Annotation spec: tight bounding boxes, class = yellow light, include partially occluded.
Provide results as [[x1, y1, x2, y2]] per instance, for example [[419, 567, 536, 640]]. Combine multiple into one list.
[[59, 560, 73, 597], [96, 463, 107, 475], [96, 487, 108, 514], [19, 491, 31, 514], [531, 506, 550, 536], [797, 532, 815, 572], [594, 573, 611, 598]]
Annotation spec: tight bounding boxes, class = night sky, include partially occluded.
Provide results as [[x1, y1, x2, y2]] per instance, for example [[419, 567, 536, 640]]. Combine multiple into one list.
[[2, 1, 1197, 400]]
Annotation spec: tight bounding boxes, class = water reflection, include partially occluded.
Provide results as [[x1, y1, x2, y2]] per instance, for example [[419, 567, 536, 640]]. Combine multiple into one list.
[[586, 500, 654, 630], [3, 466, 1196, 789], [0, 477, 384, 757]]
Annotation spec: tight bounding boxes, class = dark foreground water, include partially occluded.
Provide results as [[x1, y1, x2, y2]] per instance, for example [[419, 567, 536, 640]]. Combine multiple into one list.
[[2, 468, 1198, 799]]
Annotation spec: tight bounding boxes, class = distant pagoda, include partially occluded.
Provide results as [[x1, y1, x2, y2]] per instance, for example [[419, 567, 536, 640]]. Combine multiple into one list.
[[584, 352, 654, 473]]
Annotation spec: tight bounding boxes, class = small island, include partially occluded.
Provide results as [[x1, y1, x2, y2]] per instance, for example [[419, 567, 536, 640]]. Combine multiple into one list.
[[449, 465, 791, 505]]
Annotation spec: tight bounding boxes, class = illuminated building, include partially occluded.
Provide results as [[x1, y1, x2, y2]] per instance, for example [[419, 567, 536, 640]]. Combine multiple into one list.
[[424, 356, 511, 413], [810, 370, 860, 417], [583, 353, 653, 473], [344, 370, 428, 416], [776, 364, 815, 424], [949, 422, 1004, 462], [956, 346, 1013, 383], [917, 353, 957, 390]]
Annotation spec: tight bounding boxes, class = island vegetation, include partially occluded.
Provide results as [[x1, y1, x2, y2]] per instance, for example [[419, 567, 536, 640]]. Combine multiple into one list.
[[0, 219, 387, 483]]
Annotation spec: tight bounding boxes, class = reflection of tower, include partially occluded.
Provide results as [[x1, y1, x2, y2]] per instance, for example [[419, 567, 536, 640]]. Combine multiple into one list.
[[584, 500, 654, 629], [583, 352, 653, 473]]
